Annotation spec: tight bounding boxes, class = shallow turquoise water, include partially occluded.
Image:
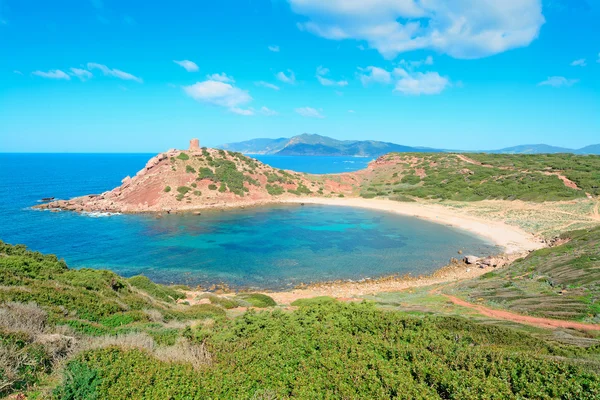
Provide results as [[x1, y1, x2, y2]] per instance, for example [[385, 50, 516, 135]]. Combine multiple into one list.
[[0, 154, 499, 289]]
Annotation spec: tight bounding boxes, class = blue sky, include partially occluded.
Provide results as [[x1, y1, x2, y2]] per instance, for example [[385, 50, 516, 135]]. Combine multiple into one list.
[[1, 0, 599, 152]]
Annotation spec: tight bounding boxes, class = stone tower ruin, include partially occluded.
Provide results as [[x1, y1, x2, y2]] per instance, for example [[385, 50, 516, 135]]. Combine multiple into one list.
[[189, 138, 200, 152]]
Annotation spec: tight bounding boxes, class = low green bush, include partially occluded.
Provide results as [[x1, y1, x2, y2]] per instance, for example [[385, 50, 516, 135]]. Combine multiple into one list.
[[176, 153, 190, 161], [290, 296, 337, 307], [164, 186, 171, 193], [235, 293, 277, 308]]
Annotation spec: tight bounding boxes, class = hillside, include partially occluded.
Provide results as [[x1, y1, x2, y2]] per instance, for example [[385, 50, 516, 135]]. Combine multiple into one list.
[[220, 133, 441, 157], [36, 145, 356, 213], [355, 152, 599, 201], [2, 242, 600, 399], [35, 149, 600, 213], [448, 226, 600, 323]]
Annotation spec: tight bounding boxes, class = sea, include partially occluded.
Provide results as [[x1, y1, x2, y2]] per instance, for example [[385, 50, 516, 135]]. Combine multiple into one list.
[[0, 153, 499, 290]]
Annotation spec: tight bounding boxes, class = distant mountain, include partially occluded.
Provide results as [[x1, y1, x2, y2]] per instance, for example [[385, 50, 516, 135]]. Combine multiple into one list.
[[576, 145, 600, 155], [489, 144, 600, 155], [220, 134, 600, 156], [220, 134, 443, 157], [488, 144, 574, 154]]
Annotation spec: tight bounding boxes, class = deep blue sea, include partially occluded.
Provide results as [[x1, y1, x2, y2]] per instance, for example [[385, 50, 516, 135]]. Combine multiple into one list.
[[0, 153, 498, 290]]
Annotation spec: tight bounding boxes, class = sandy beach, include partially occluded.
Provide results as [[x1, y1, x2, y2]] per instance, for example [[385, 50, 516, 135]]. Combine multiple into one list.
[[184, 197, 548, 305], [282, 197, 545, 255]]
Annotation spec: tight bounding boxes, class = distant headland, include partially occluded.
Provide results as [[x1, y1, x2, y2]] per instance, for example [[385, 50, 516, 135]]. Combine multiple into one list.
[[220, 133, 600, 157]]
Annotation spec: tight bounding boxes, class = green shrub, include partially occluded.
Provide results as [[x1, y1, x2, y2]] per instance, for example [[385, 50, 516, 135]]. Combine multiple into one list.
[[176, 153, 190, 161], [164, 186, 171, 193], [186, 165, 196, 174], [177, 186, 191, 195], [266, 184, 284, 196], [290, 296, 337, 307], [208, 184, 217, 190], [127, 276, 185, 303], [235, 293, 277, 308], [218, 183, 227, 193], [198, 167, 215, 180], [193, 190, 202, 196], [390, 195, 416, 202], [198, 294, 240, 309]]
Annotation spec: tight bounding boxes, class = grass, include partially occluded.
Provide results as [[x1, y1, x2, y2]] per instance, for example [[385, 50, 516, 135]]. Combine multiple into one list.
[[234, 293, 276, 308]]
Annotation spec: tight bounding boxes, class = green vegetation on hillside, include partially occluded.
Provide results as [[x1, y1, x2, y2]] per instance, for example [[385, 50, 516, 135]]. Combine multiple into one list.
[[466, 153, 600, 196], [3, 241, 600, 398], [449, 227, 600, 323], [54, 303, 600, 399], [360, 153, 598, 201]]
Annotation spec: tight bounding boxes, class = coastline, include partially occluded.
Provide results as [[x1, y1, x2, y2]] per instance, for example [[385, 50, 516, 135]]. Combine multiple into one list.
[[181, 196, 547, 305], [281, 197, 545, 255]]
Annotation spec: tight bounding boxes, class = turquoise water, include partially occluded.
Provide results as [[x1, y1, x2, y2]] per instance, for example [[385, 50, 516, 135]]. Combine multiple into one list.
[[0, 154, 499, 289]]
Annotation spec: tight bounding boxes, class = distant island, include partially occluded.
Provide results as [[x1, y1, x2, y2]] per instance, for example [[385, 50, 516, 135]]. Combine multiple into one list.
[[220, 133, 600, 157]]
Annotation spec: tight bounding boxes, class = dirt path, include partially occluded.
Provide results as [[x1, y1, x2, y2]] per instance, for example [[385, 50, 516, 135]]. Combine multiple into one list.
[[594, 202, 599, 219], [455, 154, 582, 191], [442, 294, 600, 331]]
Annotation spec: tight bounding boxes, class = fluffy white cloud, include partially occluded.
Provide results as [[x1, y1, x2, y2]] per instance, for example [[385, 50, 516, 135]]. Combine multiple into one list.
[[13, 70, 23, 75], [392, 68, 449, 95], [87, 63, 143, 82], [295, 107, 324, 118], [570, 59, 586, 67], [173, 60, 199, 72], [316, 66, 348, 87], [207, 73, 234, 83], [538, 76, 579, 88], [597, 52, 600, 63], [358, 66, 391, 86], [268, 45, 280, 52], [32, 70, 71, 80], [276, 70, 296, 84], [260, 106, 278, 116], [183, 80, 253, 116], [70, 68, 93, 81], [255, 81, 280, 91], [289, 0, 544, 59]]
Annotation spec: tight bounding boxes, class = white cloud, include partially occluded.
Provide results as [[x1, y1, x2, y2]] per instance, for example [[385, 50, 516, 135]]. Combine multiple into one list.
[[207, 73, 234, 83], [570, 58, 586, 67], [348, 110, 355, 113], [289, 0, 544, 59], [173, 60, 199, 72], [538, 76, 579, 88], [255, 81, 280, 91], [70, 68, 93, 81], [32, 70, 71, 80], [597, 52, 600, 63], [399, 55, 434, 69], [87, 63, 143, 82], [276, 70, 296, 84], [260, 106, 278, 116], [392, 68, 449, 95], [316, 66, 348, 87], [183, 80, 253, 116], [268, 45, 280, 52], [358, 66, 391, 86], [230, 107, 254, 116], [295, 107, 324, 118], [13, 70, 23, 75]]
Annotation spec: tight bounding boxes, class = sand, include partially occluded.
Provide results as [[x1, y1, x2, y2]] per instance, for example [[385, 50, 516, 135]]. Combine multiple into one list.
[[184, 197, 547, 306], [281, 197, 545, 255]]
